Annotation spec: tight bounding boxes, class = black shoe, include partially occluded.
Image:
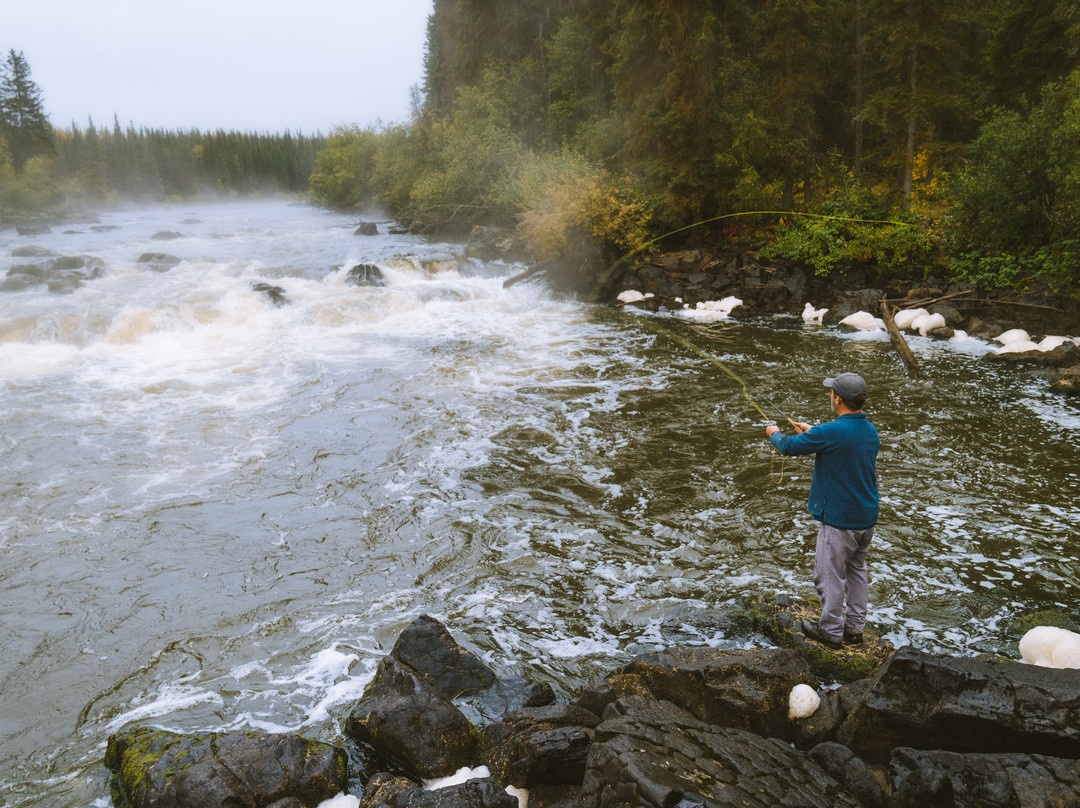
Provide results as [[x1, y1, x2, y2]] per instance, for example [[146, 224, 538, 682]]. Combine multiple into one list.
[[801, 619, 842, 650], [844, 631, 864, 645]]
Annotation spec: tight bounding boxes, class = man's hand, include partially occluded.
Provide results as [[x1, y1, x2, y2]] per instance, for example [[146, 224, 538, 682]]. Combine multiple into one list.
[[789, 419, 812, 434], [766, 424, 780, 437]]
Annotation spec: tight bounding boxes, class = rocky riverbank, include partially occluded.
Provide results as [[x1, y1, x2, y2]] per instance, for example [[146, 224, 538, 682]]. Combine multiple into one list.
[[606, 247, 1080, 395], [105, 605, 1080, 808]]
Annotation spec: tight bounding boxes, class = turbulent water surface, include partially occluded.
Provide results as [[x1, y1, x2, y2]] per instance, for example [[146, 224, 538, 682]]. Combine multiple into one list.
[[1, 199, 1078, 806]]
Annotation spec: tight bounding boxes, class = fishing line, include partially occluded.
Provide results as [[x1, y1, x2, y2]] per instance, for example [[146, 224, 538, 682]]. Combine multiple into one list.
[[631, 316, 794, 483]]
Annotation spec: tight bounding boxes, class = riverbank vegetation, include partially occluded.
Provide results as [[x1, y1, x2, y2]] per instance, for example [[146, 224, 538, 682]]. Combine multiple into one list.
[[310, 0, 1080, 297], [0, 49, 324, 222]]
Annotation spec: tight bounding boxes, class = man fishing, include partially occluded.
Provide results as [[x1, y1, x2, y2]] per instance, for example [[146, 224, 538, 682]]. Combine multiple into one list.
[[765, 373, 880, 650]]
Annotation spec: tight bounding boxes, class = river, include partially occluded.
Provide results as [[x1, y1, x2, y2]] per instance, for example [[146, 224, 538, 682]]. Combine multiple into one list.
[[1, 198, 1078, 806]]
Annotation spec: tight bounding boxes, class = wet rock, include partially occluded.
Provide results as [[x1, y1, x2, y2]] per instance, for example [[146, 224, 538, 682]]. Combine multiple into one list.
[[809, 742, 887, 808], [390, 614, 496, 699], [791, 686, 845, 748], [465, 225, 506, 260], [355, 222, 379, 236], [930, 302, 964, 326], [579, 696, 866, 808], [1049, 364, 1080, 395], [752, 595, 893, 682], [481, 704, 600, 787], [965, 316, 1003, 341], [926, 325, 955, 339], [344, 655, 477, 779], [889, 747, 1080, 808], [104, 727, 346, 808], [1045, 342, 1080, 367], [151, 230, 185, 240], [346, 263, 386, 287], [570, 674, 654, 718], [92, 224, 121, 232], [137, 252, 182, 270], [360, 771, 518, 808], [47, 272, 84, 294], [836, 645, 1080, 763], [252, 281, 289, 306], [10, 245, 56, 258], [463, 674, 556, 725], [50, 255, 101, 271], [616, 645, 815, 741], [15, 222, 51, 235], [824, 289, 885, 324]]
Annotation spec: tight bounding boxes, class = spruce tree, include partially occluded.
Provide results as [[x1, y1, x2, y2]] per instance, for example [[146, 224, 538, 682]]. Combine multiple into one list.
[[0, 49, 53, 169]]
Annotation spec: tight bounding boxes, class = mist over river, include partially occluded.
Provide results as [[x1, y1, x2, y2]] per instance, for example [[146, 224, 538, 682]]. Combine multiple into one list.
[[1, 199, 1078, 806]]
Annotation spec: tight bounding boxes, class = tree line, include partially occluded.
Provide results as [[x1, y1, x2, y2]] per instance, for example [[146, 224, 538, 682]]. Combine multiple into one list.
[[0, 49, 325, 221], [310, 0, 1080, 295]]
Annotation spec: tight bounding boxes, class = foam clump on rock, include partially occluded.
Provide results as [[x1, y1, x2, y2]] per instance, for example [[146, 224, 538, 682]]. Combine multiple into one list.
[[788, 683, 821, 719], [1019, 625, 1080, 669]]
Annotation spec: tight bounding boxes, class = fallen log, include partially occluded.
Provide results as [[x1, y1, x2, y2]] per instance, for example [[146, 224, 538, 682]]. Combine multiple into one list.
[[503, 265, 546, 288], [880, 299, 923, 381]]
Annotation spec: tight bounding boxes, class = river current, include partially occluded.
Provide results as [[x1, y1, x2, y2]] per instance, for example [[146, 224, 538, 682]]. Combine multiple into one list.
[[1, 199, 1078, 806]]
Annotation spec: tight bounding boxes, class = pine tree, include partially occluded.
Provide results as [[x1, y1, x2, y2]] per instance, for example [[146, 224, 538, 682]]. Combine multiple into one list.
[[0, 50, 52, 169]]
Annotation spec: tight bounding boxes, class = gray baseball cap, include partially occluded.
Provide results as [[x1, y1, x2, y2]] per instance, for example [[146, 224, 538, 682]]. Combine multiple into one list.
[[824, 372, 867, 398]]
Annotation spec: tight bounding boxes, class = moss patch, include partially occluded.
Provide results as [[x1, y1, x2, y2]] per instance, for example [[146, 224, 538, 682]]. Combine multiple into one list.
[[750, 594, 893, 683]]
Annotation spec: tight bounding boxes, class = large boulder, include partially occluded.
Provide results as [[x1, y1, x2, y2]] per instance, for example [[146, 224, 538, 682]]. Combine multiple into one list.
[[579, 696, 867, 808], [480, 704, 600, 787], [104, 727, 346, 808], [390, 614, 496, 698], [615, 645, 816, 741], [888, 747, 1080, 808], [836, 645, 1080, 763], [344, 655, 478, 779]]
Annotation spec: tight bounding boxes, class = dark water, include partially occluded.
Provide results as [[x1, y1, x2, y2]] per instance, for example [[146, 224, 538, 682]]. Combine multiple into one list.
[[1, 200, 1078, 806]]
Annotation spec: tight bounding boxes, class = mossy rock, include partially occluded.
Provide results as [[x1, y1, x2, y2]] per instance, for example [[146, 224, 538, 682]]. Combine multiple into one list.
[[1009, 609, 1080, 636], [105, 727, 346, 808], [750, 593, 893, 683]]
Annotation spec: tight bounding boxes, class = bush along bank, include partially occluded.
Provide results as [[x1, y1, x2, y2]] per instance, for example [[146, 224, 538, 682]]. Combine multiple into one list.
[[105, 609, 1080, 808]]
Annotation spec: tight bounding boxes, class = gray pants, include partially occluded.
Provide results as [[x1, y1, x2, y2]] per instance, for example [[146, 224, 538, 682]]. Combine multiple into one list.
[[814, 522, 874, 642]]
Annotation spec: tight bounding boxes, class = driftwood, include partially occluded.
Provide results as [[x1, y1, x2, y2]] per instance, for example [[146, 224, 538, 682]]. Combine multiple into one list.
[[879, 289, 973, 309], [880, 299, 923, 381], [503, 265, 546, 288]]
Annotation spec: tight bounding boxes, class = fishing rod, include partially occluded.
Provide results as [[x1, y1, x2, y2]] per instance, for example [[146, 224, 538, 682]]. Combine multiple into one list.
[[632, 318, 808, 480]]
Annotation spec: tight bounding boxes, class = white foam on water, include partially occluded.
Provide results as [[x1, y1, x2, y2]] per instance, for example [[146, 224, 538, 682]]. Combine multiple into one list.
[[103, 683, 224, 734]]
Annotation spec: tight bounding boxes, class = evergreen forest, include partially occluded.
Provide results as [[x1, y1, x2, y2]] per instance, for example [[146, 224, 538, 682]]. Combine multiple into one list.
[[309, 0, 1080, 296], [0, 49, 324, 220]]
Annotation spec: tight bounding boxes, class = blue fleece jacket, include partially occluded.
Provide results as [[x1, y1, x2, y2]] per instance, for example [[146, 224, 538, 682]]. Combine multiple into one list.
[[770, 412, 879, 529]]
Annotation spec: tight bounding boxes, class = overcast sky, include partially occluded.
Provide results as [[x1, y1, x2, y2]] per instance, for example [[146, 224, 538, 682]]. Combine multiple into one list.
[[3, 0, 434, 135]]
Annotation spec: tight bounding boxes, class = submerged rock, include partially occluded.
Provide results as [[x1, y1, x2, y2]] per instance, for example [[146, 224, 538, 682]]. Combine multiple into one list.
[[346, 264, 386, 287], [355, 222, 379, 236], [252, 281, 289, 306], [137, 252, 183, 271], [104, 727, 346, 808]]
